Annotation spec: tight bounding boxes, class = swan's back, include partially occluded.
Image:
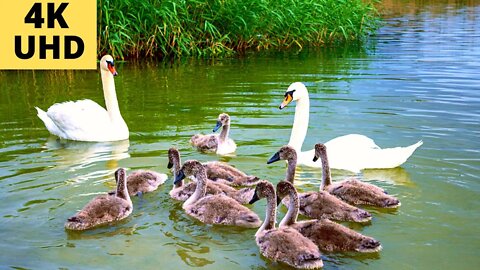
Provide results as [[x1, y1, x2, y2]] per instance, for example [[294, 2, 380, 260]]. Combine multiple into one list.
[[204, 161, 259, 186], [126, 170, 167, 195], [327, 178, 400, 208], [46, 100, 110, 139], [256, 227, 323, 269], [40, 99, 127, 141], [291, 219, 382, 253], [320, 136, 423, 172], [295, 191, 372, 223], [170, 181, 220, 201], [169, 182, 196, 201], [170, 180, 253, 204], [184, 194, 261, 228], [357, 140, 423, 169], [64, 194, 132, 230], [190, 134, 218, 152]]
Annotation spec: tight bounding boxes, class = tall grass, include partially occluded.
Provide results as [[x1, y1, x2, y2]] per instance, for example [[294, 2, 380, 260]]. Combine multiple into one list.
[[97, 0, 379, 60]]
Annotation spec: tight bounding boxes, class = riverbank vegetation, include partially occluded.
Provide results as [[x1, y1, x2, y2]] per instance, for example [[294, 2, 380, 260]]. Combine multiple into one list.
[[98, 0, 379, 60]]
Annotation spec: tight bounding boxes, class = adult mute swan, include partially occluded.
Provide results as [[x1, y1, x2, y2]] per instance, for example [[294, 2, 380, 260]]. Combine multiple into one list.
[[279, 82, 423, 172], [35, 55, 129, 142]]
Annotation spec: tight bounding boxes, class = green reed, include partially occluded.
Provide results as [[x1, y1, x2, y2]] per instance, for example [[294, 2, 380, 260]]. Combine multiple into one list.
[[97, 0, 379, 60]]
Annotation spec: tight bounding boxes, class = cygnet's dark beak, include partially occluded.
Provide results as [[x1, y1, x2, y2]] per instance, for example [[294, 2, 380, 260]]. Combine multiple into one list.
[[267, 152, 281, 164], [212, 121, 222, 132], [167, 161, 173, 169], [312, 155, 319, 162], [174, 170, 186, 185], [249, 192, 260, 204]]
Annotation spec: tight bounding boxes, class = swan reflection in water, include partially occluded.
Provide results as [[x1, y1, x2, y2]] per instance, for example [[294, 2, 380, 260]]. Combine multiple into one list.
[[42, 137, 130, 184]]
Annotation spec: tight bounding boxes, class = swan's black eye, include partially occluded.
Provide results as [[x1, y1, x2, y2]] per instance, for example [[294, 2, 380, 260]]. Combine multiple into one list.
[[106, 60, 114, 67], [284, 90, 295, 98]]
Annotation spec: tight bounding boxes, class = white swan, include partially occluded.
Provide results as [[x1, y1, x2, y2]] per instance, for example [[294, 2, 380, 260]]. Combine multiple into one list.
[[35, 55, 129, 142], [280, 82, 423, 172]]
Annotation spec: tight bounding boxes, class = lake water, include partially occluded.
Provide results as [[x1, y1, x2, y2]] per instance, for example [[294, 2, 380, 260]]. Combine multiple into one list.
[[1, 1, 479, 269]]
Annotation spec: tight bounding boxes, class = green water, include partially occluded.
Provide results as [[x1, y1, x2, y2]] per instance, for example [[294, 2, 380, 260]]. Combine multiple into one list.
[[1, 2, 479, 269]]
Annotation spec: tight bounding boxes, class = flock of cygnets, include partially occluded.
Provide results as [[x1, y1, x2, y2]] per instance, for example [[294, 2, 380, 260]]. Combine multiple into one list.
[[35, 55, 423, 269], [64, 140, 396, 269]]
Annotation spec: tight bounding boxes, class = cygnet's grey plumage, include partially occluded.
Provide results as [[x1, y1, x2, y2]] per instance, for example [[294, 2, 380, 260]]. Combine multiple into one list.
[[314, 143, 401, 208], [65, 168, 132, 230], [167, 148, 254, 204], [175, 160, 261, 228], [109, 169, 166, 196], [277, 181, 382, 253], [268, 145, 372, 223], [249, 180, 323, 269], [203, 161, 260, 187], [190, 113, 237, 154]]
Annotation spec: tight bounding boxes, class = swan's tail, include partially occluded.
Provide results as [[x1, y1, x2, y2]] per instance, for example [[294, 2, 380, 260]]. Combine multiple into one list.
[[35, 106, 63, 137], [365, 140, 423, 169]]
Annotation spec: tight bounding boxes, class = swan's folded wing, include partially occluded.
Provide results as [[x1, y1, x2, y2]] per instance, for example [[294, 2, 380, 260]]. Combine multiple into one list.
[[191, 134, 218, 151], [46, 100, 111, 139], [326, 134, 380, 150], [76, 195, 122, 220]]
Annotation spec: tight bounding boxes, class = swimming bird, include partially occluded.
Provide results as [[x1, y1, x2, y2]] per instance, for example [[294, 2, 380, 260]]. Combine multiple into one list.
[[190, 113, 237, 155], [203, 161, 260, 187], [277, 180, 382, 253], [314, 143, 401, 208], [268, 145, 372, 223], [167, 148, 254, 204], [35, 55, 128, 142], [174, 160, 261, 227], [65, 168, 132, 230], [279, 82, 422, 172], [249, 180, 323, 269], [109, 169, 167, 196]]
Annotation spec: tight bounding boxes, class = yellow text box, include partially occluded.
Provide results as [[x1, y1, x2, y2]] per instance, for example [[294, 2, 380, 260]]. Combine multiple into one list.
[[0, 0, 96, 69]]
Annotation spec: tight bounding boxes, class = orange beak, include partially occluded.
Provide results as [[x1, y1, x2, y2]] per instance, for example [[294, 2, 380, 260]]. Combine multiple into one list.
[[279, 93, 293, 109], [107, 63, 118, 76]]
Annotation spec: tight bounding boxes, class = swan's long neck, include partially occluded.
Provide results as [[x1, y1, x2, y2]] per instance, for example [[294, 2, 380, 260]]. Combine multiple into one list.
[[286, 158, 297, 184], [319, 149, 332, 190], [256, 188, 276, 237], [116, 174, 131, 203], [183, 168, 207, 208], [279, 187, 299, 227], [101, 69, 123, 123], [172, 154, 183, 188], [219, 124, 230, 143], [288, 96, 310, 152]]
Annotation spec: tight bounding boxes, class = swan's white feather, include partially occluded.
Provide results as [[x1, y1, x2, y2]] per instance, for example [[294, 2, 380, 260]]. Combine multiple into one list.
[[216, 138, 237, 155], [35, 106, 65, 138], [39, 99, 121, 141]]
